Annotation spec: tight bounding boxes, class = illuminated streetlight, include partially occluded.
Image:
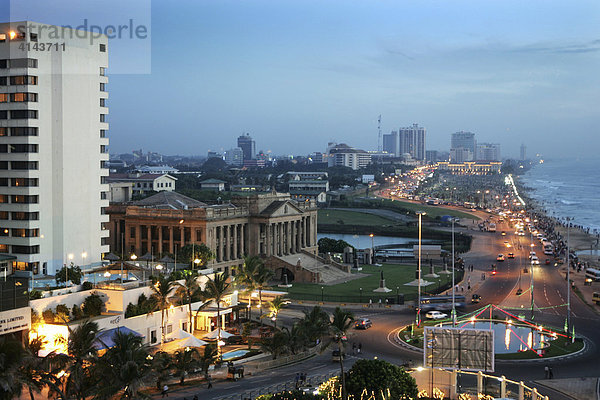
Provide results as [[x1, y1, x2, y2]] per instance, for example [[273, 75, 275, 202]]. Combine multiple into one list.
[[416, 211, 426, 327]]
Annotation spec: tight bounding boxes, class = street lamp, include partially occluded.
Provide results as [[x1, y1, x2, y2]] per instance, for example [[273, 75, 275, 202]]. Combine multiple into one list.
[[369, 233, 375, 264], [396, 286, 400, 305], [416, 211, 426, 327], [359, 287, 363, 303], [566, 217, 572, 333], [451, 217, 458, 326], [321, 286, 324, 302]]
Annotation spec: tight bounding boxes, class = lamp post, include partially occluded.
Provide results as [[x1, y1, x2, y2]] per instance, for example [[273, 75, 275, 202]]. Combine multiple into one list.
[[530, 232, 535, 319], [451, 217, 457, 326], [359, 287, 363, 303], [321, 286, 324, 303], [396, 286, 400, 305], [130, 254, 137, 283], [369, 233, 375, 264], [566, 217, 572, 333], [416, 211, 426, 326]]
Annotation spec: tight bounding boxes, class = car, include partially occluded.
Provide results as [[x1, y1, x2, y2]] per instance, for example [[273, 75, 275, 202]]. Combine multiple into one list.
[[354, 318, 372, 329], [504, 241, 511, 248], [425, 311, 448, 320], [501, 231, 506, 236], [471, 294, 481, 303], [531, 256, 540, 265], [529, 251, 536, 259], [497, 254, 505, 261], [508, 252, 515, 259]]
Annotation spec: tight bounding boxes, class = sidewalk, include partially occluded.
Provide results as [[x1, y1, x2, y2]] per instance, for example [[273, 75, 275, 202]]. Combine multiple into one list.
[[534, 377, 600, 400]]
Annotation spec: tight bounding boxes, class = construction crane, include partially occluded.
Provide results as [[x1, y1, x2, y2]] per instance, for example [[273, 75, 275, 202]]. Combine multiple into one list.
[[377, 115, 382, 152]]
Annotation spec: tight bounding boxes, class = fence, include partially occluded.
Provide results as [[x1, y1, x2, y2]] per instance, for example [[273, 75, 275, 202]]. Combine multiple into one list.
[[215, 370, 338, 400], [411, 368, 550, 400]]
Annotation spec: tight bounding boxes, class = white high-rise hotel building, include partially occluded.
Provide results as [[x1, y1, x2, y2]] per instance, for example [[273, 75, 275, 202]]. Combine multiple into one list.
[[0, 22, 109, 276]]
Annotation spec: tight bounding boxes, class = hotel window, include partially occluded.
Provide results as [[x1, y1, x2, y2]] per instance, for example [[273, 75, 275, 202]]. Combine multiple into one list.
[[0, 34, 5, 42], [9, 58, 38, 68], [100, 191, 107, 200], [11, 127, 37, 136], [101, 176, 107, 184], [100, 83, 106, 91], [11, 212, 39, 221], [10, 110, 38, 119], [99, 44, 106, 52], [0, 128, 6, 137], [0, 245, 7, 254], [100, 67, 106, 76], [0, 228, 7, 237], [0, 145, 6, 153], [100, 98, 106, 107], [10, 144, 38, 153], [0, 211, 7, 220], [12, 245, 40, 254], [10, 93, 37, 102], [0, 179, 7, 187], [10, 76, 37, 85], [0, 111, 7, 119], [0, 60, 7, 69], [100, 145, 108, 153], [11, 161, 38, 170], [12, 229, 39, 238], [29, 33, 38, 42], [0, 162, 7, 170], [100, 129, 106, 138], [11, 195, 38, 204], [100, 114, 106, 122], [0, 94, 7, 103], [0, 195, 7, 203], [11, 178, 38, 187], [0, 77, 5, 85]]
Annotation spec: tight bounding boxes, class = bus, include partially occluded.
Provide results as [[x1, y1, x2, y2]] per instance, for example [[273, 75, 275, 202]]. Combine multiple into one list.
[[420, 295, 466, 312], [487, 223, 497, 232], [585, 268, 600, 282]]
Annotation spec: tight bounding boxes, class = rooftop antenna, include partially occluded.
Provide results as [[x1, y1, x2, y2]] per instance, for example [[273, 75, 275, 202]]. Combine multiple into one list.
[[377, 115, 382, 152]]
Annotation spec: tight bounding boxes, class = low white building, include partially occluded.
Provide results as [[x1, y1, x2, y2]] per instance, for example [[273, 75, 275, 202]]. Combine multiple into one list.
[[106, 173, 177, 197], [200, 178, 226, 191], [135, 165, 179, 175]]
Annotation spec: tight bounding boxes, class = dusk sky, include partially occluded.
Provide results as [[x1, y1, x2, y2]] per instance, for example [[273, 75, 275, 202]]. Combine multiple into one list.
[[8, 0, 600, 158]]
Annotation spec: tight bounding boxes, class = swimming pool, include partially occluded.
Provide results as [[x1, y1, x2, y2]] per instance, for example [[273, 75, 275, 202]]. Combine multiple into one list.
[[221, 349, 250, 361]]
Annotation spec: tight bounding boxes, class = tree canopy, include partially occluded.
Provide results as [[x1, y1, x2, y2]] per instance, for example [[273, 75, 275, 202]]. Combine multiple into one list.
[[345, 359, 418, 400]]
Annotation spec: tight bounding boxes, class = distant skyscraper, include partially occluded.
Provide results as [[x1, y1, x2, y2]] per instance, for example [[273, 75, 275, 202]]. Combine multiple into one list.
[[224, 147, 244, 166], [398, 124, 426, 160], [237, 133, 256, 161], [450, 148, 474, 163], [520, 144, 527, 160], [382, 131, 399, 156], [451, 131, 477, 154], [476, 143, 501, 161]]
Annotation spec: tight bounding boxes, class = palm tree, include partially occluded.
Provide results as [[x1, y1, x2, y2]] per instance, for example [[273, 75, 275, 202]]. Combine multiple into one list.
[[21, 337, 66, 400], [267, 296, 288, 329], [200, 343, 218, 380], [203, 271, 231, 360], [151, 351, 172, 390], [150, 274, 176, 343], [239, 256, 261, 319], [253, 263, 274, 325], [95, 331, 151, 399], [329, 307, 354, 400], [298, 306, 329, 347], [260, 330, 289, 360], [0, 336, 26, 400], [175, 270, 203, 333], [60, 320, 100, 400], [172, 347, 200, 385]]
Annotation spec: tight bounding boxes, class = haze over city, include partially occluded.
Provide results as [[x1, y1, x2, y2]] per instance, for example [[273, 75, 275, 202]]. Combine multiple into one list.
[[8, 0, 600, 158]]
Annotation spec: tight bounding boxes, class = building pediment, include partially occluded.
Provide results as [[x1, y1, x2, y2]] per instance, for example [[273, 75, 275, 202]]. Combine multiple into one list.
[[260, 200, 304, 217]]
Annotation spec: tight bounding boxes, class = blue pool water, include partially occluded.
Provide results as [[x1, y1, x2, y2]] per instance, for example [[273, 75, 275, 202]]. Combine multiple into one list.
[[221, 349, 250, 360]]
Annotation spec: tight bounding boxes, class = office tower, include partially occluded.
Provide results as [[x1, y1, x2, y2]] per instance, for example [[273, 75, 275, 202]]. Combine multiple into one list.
[[237, 133, 256, 161], [425, 150, 439, 163], [520, 143, 527, 161], [0, 22, 109, 276], [450, 131, 476, 161], [476, 143, 501, 161], [450, 148, 474, 163], [382, 131, 398, 156], [398, 124, 426, 160], [224, 147, 244, 166]]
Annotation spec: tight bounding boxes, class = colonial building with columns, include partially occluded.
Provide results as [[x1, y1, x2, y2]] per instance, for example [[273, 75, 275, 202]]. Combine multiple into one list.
[[106, 191, 318, 275]]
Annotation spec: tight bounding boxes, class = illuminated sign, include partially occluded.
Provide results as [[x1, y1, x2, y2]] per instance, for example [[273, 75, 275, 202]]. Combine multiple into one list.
[[0, 306, 31, 334]]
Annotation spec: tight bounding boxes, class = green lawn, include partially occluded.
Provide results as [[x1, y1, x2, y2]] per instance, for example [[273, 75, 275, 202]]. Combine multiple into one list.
[[375, 198, 479, 220], [283, 263, 455, 302], [317, 209, 396, 226]]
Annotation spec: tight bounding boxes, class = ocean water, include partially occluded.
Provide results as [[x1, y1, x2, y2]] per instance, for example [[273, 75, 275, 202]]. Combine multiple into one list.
[[519, 158, 600, 233]]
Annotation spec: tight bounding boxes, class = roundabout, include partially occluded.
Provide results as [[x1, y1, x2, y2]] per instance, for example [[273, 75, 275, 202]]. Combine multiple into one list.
[[395, 304, 585, 362]]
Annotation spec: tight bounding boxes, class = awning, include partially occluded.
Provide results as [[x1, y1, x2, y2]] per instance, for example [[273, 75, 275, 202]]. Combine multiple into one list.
[[203, 328, 233, 340], [94, 326, 144, 350]]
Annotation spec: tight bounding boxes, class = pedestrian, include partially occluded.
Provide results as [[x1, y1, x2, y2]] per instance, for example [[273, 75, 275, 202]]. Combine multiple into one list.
[[378, 298, 382, 308], [544, 365, 549, 379], [301, 372, 306, 385], [549, 367, 554, 379], [358, 343, 362, 354], [207, 375, 213, 389], [161, 384, 169, 398]]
